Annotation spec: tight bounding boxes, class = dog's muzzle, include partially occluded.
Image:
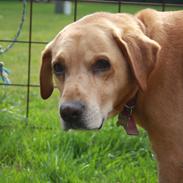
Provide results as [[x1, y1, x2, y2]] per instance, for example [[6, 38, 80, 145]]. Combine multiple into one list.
[[60, 101, 87, 130], [60, 101, 105, 130]]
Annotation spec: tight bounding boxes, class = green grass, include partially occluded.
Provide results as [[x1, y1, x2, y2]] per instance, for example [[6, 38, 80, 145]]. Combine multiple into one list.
[[0, 1, 182, 182]]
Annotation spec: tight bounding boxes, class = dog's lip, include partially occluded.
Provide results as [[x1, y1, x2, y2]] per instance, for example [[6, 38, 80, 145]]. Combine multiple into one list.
[[98, 118, 105, 130], [63, 118, 105, 131], [63, 121, 86, 131]]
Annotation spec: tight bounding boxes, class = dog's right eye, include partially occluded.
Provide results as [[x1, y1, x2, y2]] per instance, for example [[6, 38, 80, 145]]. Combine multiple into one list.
[[53, 63, 65, 76], [92, 59, 111, 73]]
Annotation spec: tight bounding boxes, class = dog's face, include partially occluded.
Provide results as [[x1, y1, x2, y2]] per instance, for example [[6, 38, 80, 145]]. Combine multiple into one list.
[[40, 13, 160, 130]]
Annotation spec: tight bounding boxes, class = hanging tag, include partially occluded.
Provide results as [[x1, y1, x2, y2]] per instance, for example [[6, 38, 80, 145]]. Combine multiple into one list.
[[117, 112, 139, 136], [125, 116, 139, 135]]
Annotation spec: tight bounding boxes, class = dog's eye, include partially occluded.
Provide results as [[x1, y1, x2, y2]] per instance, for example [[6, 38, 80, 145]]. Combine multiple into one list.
[[92, 59, 111, 73], [53, 63, 65, 76]]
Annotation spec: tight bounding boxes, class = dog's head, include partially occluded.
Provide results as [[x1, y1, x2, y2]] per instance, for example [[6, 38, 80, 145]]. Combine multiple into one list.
[[40, 13, 160, 130]]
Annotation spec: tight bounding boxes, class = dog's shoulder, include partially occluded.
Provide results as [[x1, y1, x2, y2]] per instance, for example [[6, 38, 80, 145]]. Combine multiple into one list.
[[136, 9, 183, 44], [137, 8, 183, 23], [135, 9, 163, 29], [135, 9, 165, 44], [136, 8, 158, 19]]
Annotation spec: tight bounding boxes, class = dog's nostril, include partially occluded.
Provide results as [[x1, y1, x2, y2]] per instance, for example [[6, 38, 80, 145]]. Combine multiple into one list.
[[60, 101, 85, 123]]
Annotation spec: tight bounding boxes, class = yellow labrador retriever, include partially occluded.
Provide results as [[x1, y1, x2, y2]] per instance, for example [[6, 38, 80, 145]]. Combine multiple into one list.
[[40, 9, 183, 183]]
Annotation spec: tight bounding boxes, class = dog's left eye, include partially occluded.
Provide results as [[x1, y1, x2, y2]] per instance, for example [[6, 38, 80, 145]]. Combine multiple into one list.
[[53, 63, 65, 76], [92, 59, 111, 73]]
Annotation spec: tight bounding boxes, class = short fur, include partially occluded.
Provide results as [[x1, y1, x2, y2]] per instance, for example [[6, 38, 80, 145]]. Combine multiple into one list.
[[40, 9, 183, 182]]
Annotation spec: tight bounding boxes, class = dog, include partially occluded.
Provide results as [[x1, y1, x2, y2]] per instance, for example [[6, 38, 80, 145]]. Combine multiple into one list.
[[40, 9, 183, 183]]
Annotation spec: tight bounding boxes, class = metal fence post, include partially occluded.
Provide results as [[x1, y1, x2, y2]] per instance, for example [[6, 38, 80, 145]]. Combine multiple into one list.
[[26, 0, 33, 122], [162, 0, 166, 11], [118, 0, 121, 13], [74, 0, 78, 21]]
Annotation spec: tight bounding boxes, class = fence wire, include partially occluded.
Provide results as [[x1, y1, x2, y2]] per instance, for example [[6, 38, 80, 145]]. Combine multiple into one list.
[[0, 0, 27, 55]]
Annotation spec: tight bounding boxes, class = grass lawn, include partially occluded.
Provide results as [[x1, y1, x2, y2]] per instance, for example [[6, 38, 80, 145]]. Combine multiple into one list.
[[0, 1, 182, 182]]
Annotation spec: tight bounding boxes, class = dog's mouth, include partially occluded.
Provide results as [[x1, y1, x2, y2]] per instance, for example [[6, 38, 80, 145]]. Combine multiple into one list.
[[63, 117, 105, 131], [98, 118, 105, 129], [63, 120, 87, 131]]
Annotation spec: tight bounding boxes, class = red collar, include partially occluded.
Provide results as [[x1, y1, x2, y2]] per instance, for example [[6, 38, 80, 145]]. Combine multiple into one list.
[[117, 96, 139, 135]]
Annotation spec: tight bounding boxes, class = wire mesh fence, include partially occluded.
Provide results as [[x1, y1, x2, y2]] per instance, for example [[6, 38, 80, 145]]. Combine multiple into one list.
[[0, 0, 182, 122]]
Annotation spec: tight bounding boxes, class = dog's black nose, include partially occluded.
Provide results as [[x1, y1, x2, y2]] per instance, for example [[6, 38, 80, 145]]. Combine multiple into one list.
[[60, 101, 85, 128]]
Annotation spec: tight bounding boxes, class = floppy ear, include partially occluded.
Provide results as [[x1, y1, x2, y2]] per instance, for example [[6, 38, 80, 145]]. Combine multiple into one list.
[[113, 31, 160, 91], [40, 48, 54, 99]]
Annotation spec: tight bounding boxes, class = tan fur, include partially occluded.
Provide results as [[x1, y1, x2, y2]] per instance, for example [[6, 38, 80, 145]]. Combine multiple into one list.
[[136, 9, 183, 183], [40, 9, 183, 182]]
